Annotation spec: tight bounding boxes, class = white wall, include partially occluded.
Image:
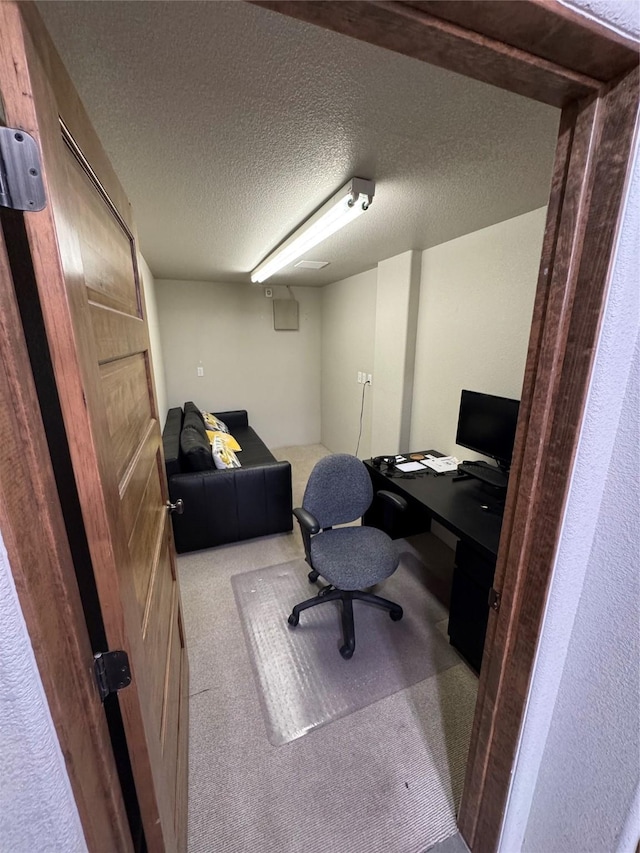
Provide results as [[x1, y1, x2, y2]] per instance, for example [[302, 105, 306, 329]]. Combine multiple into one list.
[[156, 280, 322, 448], [500, 1, 640, 846], [371, 251, 421, 456], [139, 254, 168, 423], [524, 334, 639, 851], [0, 532, 88, 852], [320, 269, 377, 458], [410, 207, 546, 458]]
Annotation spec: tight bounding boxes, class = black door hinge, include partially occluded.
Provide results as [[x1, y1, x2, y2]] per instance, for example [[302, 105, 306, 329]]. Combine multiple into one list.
[[94, 650, 132, 702], [488, 587, 501, 612], [0, 126, 46, 211]]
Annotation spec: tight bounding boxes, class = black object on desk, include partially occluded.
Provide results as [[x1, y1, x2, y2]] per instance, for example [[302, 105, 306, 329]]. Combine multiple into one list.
[[457, 459, 508, 489], [363, 450, 504, 671]]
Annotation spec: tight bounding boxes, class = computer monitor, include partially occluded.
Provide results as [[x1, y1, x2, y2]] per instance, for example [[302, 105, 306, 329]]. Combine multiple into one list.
[[455, 390, 520, 468]]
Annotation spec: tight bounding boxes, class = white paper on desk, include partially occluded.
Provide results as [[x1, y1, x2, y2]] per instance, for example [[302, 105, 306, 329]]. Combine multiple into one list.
[[395, 461, 425, 473], [423, 456, 459, 473]]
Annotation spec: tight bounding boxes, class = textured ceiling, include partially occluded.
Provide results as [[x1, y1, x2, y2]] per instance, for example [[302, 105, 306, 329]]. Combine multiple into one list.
[[38, 1, 560, 286]]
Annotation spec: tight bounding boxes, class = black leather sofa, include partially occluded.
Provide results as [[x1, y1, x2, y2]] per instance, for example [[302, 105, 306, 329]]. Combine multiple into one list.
[[162, 403, 293, 553]]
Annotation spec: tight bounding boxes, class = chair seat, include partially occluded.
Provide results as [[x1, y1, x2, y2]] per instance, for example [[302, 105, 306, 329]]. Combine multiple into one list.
[[310, 526, 398, 590]]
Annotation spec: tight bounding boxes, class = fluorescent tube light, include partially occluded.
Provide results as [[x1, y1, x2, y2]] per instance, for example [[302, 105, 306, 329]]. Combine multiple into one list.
[[251, 177, 375, 284]]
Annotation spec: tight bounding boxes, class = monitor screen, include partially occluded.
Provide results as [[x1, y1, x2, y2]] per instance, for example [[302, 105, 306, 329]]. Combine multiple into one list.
[[455, 390, 520, 466]]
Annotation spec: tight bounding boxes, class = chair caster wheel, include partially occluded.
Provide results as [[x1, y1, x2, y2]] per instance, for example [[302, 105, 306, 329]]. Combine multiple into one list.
[[390, 607, 403, 621], [288, 612, 299, 627], [340, 644, 354, 660], [308, 570, 319, 583]]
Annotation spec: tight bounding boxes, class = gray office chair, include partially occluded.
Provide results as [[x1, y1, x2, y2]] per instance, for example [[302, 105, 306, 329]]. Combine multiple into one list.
[[288, 453, 407, 659]]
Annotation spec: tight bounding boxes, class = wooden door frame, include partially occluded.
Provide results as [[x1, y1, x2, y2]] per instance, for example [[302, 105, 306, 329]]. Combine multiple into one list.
[[0, 2, 637, 852], [254, 2, 639, 850]]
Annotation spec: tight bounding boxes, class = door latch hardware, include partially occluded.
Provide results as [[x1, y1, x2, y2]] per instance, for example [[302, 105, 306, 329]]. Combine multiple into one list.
[[0, 127, 46, 211], [94, 650, 132, 702], [166, 498, 184, 515], [488, 587, 501, 612]]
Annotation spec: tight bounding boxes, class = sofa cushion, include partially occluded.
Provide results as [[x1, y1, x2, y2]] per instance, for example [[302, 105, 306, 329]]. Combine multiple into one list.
[[233, 426, 276, 467], [180, 420, 215, 472], [184, 401, 206, 428], [183, 410, 207, 437], [206, 430, 241, 452], [211, 434, 241, 469], [163, 407, 183, 477], [203, 412, 230, 433]]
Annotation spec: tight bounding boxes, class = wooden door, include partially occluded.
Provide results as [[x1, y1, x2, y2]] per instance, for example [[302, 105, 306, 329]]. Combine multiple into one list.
[[0, 213, 133, 853], [0, 5, 188, 851]]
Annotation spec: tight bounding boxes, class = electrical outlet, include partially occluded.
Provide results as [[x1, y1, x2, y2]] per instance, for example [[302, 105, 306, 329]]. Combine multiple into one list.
[[357, 371, 362, 384], [367, 373, 372, 385]]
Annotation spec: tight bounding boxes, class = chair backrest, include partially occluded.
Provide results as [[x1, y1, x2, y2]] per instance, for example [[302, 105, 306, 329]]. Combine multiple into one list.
[[303, 454, 373, 528]]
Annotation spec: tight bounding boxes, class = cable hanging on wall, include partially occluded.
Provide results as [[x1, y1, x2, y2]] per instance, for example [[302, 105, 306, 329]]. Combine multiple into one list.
[[355, 377, 371, 457]]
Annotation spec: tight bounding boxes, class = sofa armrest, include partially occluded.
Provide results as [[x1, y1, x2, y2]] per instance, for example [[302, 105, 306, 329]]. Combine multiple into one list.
[[168, 461, 293, 552], [213, 410, 249, 430]]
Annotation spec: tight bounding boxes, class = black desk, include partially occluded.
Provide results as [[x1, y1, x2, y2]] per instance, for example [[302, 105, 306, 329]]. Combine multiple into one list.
[[363, 451, 505, 671]]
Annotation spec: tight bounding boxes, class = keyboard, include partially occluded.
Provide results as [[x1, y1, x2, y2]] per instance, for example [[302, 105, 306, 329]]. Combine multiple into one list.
[[458, 462, 508, 489]]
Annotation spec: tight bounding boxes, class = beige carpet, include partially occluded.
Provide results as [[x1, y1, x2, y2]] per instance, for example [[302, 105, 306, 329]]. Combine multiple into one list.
[[178, 443, 478, 853]]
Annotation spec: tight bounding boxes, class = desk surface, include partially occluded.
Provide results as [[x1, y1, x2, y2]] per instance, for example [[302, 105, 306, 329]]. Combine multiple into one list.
[[365, 451, 504, 560]]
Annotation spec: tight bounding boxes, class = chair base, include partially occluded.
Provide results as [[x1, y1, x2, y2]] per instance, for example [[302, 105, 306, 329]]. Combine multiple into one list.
[[288, 587, 403, 659]]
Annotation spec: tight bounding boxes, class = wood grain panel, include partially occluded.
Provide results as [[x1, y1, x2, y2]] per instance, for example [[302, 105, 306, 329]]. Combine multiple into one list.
[[66, 148, 140, 318], [120, 424, 159, 545], [100, 354, 152, 487], [90, 302, 148, 365], [405, 1, 639, 82], [128, 458, 165, 611], [142, 532, 174, 736], [253, 0, 600, 107]]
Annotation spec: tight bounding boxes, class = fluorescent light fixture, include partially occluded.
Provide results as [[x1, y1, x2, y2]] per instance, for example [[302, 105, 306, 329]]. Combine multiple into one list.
[[251, 177, 375, 283]]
